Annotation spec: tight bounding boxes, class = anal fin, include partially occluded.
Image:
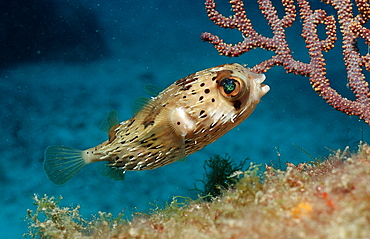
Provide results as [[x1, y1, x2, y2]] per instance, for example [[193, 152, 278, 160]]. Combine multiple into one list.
[[97, 163, 126, 181]]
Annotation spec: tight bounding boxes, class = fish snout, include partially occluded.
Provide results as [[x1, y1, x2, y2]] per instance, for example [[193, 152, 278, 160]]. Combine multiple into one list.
[[250, 72, 270, 97]]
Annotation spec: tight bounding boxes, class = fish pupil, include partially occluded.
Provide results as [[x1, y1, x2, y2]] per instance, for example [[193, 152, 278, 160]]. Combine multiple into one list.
[[222, 78, 236, 94]]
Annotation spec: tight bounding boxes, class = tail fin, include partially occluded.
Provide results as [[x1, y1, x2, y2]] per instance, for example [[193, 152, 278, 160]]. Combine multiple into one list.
[[44, 146, 87, 185]]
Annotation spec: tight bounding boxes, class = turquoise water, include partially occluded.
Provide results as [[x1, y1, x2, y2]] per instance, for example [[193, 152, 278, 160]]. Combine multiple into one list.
[[1, 0, 368, 237]]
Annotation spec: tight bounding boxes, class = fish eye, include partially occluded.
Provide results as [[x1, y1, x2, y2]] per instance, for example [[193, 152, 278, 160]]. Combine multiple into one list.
[[218, 77, 244, 100]]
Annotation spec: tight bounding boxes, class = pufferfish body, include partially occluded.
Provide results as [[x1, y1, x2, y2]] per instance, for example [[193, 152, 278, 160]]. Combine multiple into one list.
[[44, 63, 270, 185]]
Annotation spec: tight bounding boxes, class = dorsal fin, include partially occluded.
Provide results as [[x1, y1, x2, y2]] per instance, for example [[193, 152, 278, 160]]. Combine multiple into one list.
[[100, 110, 119, 133], [132, 97, 151, 115], [100, 111, 120, 142], [144, 84, 162, 97], [132, 84, 163, 115]]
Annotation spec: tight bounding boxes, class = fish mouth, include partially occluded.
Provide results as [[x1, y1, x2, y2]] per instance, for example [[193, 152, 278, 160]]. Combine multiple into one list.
[[254, 75, 270, 94], [260, 83, 270, 94], [248, 70, 269, 94], [254, 73, 266, 84]]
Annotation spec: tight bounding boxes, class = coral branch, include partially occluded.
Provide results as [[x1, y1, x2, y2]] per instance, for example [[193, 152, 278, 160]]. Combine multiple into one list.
[[201, 0, 370, 124]]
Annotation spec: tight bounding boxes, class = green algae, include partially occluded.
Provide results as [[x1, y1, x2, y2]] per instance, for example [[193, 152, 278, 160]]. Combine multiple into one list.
[[193, 154, 249, 200]]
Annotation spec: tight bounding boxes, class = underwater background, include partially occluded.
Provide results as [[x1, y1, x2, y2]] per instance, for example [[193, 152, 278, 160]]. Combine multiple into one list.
[[1, 0, 369, 237]]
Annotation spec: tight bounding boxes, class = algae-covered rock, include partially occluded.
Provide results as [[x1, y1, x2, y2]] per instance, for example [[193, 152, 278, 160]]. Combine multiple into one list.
[[25, 144, 370, 238]]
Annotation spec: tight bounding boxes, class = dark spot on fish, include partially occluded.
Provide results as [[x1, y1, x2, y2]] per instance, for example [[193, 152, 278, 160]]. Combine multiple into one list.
[[176, 75, 190, 85], [147, 143, 153, 148], [177, 121, 181, 125], [176, 74, 198, 88], [199, 110, 208, 118], [211, 98, 215, 102], [212, 76, 217, 81], [233, 100, 242, 110], [150, 152, 159, 157], [129, 135, 138, 142], [204, 89, 210, 94], [210, 122, 217, 128], [143, 120, 155, 129], [200, 83, 205, 87], [125, 132, 130, 136], [184, 85, 192, 91], [115, 156, 119, 160], [129, 155, 134, 159], [141, 140, 148, 144], [108, 124, 119, 143], [127, 119, 135, 127], [86, 152, 89, 154], [199, 96, 204, 101], [183, 95, 187, 99], [121, 141, 126, 144], [147, 134, 157, 141]]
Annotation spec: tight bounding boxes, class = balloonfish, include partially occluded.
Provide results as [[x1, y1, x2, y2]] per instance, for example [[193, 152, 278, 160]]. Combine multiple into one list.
[[44, 63, 270, 185]]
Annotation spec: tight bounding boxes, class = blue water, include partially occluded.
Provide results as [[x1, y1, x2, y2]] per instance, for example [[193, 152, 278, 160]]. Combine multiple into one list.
[[1, 0, 369, 237]]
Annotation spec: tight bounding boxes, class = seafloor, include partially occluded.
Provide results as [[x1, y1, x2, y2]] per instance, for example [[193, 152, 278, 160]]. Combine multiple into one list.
[[24, 144, 370, 238], [1, 0, 369, 238]]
